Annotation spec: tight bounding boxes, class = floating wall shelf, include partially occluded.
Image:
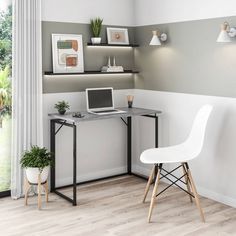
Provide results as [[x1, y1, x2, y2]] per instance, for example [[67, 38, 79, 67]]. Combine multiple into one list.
[[87, 43, 139, 48], [44, 70, 139, 76]]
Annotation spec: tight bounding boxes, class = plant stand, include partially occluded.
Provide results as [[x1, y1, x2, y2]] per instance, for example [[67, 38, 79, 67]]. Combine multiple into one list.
[[24, 174, 49, 209]]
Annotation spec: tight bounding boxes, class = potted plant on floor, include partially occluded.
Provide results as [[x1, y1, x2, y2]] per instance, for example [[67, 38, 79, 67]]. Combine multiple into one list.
[[54, 100, 70, 115], [90, 17, 103, 44], [20, 145, 53, 184]]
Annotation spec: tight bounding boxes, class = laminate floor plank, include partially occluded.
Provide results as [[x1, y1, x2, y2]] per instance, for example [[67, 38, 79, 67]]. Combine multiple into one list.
[[0, 176, 236, 236]]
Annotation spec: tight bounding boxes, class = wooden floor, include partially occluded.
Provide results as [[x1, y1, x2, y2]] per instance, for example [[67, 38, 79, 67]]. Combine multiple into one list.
[[0, 176, 236, 236]]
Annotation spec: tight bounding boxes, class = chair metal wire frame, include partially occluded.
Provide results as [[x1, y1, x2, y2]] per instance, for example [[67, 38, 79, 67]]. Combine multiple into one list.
[[153, 163, 194, 199]]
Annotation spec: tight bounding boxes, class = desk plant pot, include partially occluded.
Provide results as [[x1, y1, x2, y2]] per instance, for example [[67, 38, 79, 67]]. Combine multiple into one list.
[[20, 146, 53, 184], [90, 17, 103, 44], [25, 166, 49, 184], [54, 100, 70, 115]]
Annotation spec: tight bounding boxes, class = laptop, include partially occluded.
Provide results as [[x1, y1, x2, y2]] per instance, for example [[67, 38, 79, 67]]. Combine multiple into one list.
[[86, 87, 126, 115]]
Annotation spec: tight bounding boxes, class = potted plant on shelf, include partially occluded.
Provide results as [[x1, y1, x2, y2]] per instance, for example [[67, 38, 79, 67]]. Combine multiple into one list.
[[90, 17, 103, 44], [20, 145, 53, 184], [54, 100, 70, 115]]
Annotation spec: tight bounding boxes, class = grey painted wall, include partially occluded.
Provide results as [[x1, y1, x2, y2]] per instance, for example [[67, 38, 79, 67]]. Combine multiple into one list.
[[42, 21, 135, 93], [134, 16, 236, 98]]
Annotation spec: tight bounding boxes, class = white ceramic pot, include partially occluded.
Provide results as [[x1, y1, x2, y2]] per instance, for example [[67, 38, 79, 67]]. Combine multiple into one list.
[[91, 37, 101, 44], [25, 166, 50, 184]]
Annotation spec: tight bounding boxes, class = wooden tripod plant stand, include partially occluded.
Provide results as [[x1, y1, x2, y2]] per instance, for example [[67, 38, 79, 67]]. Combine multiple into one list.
[[24, 174, 49, 209]]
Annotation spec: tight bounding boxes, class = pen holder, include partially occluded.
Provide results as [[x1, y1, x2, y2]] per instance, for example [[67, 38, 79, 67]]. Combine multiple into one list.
[[127, 95, 134, 108]]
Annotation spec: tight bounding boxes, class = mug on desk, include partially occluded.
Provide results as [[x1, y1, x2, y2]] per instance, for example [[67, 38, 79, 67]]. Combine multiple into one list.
[[127, 95, 134, 108]]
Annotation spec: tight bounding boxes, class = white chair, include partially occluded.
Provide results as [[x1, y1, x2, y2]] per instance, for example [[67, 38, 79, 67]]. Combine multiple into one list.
[[140, 104, 213, 223]]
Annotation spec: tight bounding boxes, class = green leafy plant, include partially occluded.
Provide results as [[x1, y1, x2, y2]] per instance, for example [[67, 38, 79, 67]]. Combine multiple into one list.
[[0, 66, 11, 128], [54, 100, 70, 114], [20, 146, 54, 172], [0, 5, 12, 72], [90, 17, 103, 37]]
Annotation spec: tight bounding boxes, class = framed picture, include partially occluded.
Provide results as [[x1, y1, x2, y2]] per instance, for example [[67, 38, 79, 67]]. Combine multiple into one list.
[[52, 34, 84, 73], [106, 28, 129, 45]]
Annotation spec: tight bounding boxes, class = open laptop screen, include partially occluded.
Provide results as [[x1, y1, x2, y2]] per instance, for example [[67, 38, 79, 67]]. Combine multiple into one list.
[[86, 88, 114, 110]]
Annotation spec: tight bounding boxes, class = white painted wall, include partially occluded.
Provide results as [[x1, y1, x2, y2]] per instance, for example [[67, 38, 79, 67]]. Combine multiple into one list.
[[43, 88, 236, 208], [134, 0, 236, 26], [133, 89, 236, 208], [43, 89, 133, 186], [41, 0, 135, 26]]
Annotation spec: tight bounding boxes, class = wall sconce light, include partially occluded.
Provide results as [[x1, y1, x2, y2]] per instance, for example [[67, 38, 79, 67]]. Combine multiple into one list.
[[216, 22, 236, 43], [150, 30, 167, 46]]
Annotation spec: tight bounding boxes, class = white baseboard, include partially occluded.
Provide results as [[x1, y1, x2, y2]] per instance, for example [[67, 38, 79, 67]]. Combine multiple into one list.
[[56, 166, 127, 187], [56, 163, 236, 209], [197, 186, 236, 209], [132, 164, 151, 177], [132, 164, 236, 209]]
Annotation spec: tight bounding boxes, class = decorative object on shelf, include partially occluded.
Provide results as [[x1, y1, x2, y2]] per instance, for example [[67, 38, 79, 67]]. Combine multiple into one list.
[[107, 27, 129, 45], [20, 145, 53, 209], [54, 100, 70, 115], [101, 56, 124, 72], [90, 17, 103, 44], [127, 95, 134, 108], [108, 56, 111, 67], [52, 34, 84, 73], [150, 30, 167, 46], [216, 22, 236, 43]]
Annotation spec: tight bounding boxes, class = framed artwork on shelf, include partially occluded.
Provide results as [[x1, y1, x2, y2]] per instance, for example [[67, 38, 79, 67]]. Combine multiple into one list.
[[106, 28, 129, 45], [52, 34, 84, 73]]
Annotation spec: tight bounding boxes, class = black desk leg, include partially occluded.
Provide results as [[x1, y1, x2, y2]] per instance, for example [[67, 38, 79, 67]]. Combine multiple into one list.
[[155, 116, 158, 148], [50, 120, 56, 192], [155, 116, 159, 177], [127, 117, 132, 174], [73, 123, 77, 206]]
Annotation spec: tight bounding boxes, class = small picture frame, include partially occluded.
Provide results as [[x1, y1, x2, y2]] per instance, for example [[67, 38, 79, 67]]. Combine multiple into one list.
[[52, 34, 84, 73], [107, 27, 129, 45]]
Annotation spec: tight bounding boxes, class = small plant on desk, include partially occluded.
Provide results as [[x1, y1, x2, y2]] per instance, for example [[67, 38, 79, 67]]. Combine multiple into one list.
[[54, 100, 70, 115]]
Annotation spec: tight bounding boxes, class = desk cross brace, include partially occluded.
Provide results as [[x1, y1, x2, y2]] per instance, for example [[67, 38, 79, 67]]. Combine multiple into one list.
[[120, 117, 127, 126], [55, 120, 67, 135]]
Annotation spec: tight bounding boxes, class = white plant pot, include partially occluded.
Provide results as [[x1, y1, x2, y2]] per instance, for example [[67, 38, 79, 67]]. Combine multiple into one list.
[[25, 166, 50, 184], [91, 37, 101, 44]]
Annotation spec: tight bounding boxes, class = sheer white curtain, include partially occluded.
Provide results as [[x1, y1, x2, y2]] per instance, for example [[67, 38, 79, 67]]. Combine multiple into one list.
[[11, 0, 43, 198]]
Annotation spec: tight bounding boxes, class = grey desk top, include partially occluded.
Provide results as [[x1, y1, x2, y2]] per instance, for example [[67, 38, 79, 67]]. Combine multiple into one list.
[[48, 107, 162, 124]]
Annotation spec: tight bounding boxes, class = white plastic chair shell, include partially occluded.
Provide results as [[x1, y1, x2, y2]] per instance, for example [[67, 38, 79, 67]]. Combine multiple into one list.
[[140, 105, 213, 164]]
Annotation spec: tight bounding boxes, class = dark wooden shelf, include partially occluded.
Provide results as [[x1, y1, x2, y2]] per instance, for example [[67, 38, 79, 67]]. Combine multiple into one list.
[[87, 43, 139, 48], [44, 70, 139, 76]]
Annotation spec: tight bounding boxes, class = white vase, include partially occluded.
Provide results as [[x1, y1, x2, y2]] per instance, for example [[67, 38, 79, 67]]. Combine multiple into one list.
[[25, 166, 49, 184], [91, 37, 101, 44]]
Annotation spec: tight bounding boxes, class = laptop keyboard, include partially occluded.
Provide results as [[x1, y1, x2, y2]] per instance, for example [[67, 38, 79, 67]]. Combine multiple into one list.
[[93, 109, 118, 114]]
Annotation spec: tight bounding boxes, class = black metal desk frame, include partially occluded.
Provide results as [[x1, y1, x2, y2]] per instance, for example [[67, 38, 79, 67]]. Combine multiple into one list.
[[50, 108, 161, 206]]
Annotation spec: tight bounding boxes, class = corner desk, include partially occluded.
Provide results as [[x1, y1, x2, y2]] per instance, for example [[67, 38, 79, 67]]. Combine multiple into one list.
[[49, 107, 162, 206]]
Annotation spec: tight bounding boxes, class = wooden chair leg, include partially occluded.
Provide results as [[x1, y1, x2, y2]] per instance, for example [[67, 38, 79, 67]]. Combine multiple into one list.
[[185, 164, 205, 222], [38, 174, 42, 210], [148, 165, 161, 223], [43, 181, 49, 203], [182, 163, 193, 203], [143, 165, 155, 203], [24, 177, 31, 206]]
